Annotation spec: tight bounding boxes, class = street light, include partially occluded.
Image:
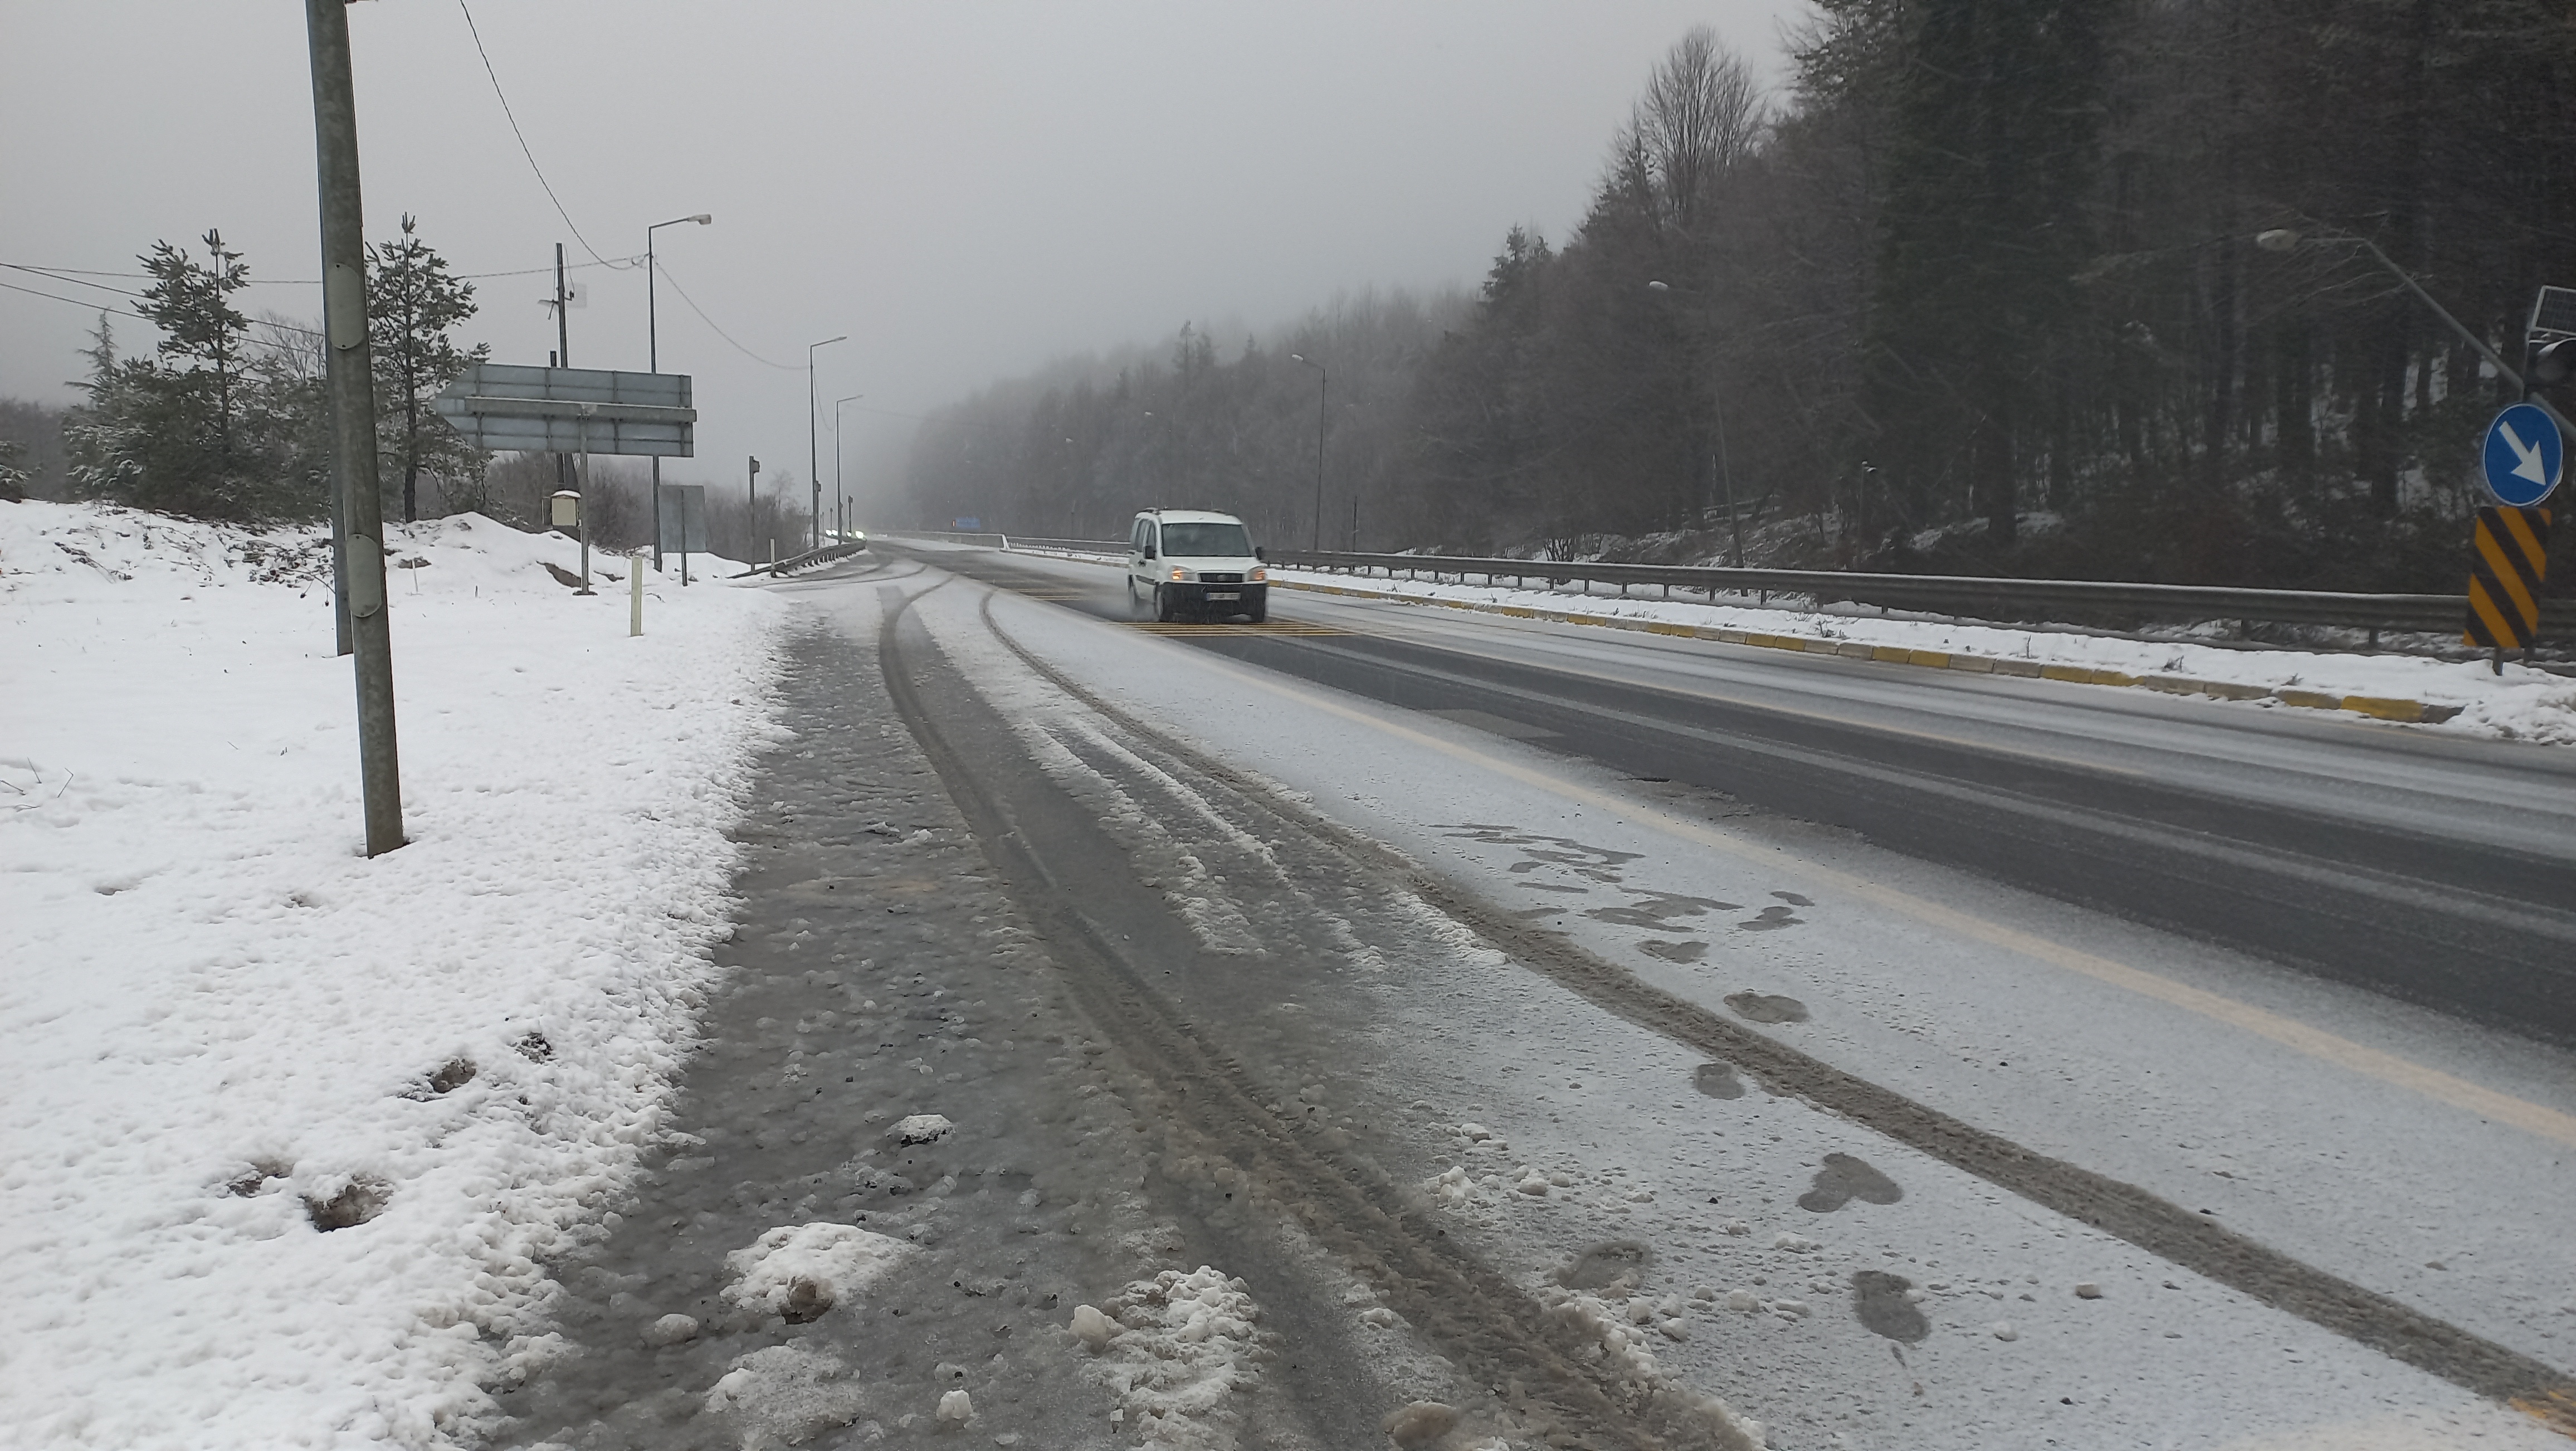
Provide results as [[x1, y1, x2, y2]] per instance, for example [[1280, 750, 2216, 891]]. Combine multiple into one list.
[[833, 394, 863, 543], [1645, 280, 1745, 568], [1290, 353, 1326, 551], [808, 334, 848, 551], [2253, 226, 2573, 434], [646, 212, 712, 571]]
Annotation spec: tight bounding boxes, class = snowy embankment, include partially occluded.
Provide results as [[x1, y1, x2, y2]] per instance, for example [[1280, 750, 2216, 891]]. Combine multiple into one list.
[[0, 501, 787, 1448], [1267, 567, 2576, 744]]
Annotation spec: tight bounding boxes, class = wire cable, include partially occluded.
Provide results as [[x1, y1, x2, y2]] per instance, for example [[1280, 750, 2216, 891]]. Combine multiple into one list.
[[455, 0, 631, 270], [0, 279, 324, 347], [2, 263, 149, 300], [649, 259, 803, 371], [6, 256, 642, 285]]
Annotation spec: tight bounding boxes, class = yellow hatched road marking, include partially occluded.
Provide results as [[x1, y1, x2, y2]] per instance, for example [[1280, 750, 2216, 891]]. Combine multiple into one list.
[[1129, 622, 1350, 636]]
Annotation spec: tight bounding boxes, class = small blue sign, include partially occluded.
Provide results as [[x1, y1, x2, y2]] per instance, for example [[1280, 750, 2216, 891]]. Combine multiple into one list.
[[2481, 403, 2562, 507]]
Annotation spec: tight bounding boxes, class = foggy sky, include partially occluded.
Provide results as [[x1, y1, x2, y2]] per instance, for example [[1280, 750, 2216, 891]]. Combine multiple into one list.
[[2, 1, 1799, 518]]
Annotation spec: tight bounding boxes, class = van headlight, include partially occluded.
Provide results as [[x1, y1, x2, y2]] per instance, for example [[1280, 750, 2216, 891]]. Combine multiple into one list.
[[1168, 566, 1193, 582], [1249, 567, 1267, 583]]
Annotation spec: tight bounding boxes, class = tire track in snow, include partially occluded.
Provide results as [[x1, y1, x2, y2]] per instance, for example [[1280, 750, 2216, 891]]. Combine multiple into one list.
[[880, 587, 1765, 1451], [953, 579, 2576, 1434]]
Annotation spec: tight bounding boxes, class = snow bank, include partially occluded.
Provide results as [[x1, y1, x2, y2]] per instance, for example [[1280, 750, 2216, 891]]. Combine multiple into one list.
[[1272, 568, 2576, 744], [0, 500, 788, 1447], [1068, 1266, 1265, 1449], [720, 1223, 912, 1322]]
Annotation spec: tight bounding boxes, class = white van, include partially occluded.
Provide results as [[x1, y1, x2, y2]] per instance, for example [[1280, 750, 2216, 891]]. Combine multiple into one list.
[[1125, 509, 1270, 622]]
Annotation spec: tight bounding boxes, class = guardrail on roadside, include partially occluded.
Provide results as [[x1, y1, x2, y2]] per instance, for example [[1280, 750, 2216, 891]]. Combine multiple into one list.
[[878, 530, 1120, 557], [742, 541, 867, 577], [1270, 549, 2566, 641], [875, 532, 2561, 642]]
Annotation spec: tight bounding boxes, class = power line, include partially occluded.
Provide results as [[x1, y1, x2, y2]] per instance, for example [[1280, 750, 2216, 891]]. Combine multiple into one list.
[[6, 256, 643, 286], [2, 263, 148, 300], [650, 259, 803, 371], [454, 0, 631, 270], [0, 278, 325, 347], [3, 263, 325, 339]]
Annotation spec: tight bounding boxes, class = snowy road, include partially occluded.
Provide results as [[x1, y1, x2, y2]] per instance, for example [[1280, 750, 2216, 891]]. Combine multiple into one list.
[[838, 542, 2576, 1447]]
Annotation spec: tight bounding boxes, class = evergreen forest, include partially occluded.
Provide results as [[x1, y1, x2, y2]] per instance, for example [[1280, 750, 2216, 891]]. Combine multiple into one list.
[[902, 1, 2576, 590]]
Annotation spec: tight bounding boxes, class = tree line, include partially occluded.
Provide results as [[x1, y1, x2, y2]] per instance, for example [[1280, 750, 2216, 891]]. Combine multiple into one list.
[[905, 2, 2576, 590], [56, 218, 490, 527]]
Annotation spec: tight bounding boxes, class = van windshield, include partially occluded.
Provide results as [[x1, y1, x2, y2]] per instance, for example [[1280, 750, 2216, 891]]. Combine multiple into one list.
[[1158, 522, 1252, 558]]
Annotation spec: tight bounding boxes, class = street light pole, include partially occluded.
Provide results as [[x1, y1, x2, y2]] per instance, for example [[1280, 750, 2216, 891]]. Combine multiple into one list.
[[1291, 353, 1326, 551], [2254, 226, 2576, 439], [808, 334, 847, 552], [645, 212, 711, 572], [833, 394, 863, 543]]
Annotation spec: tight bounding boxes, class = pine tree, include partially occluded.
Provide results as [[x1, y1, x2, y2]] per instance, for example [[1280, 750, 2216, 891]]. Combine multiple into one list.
[[368, 214, 488, 522], [0, 438, 28, 502], [1863, 0, 2112, 544]]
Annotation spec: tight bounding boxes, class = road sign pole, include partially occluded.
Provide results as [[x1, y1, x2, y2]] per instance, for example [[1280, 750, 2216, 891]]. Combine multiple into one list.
[[304, 0, 403, 857]]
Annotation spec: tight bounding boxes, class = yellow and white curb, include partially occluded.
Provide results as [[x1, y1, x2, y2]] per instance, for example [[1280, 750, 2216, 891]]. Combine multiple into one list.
[[1276, 578, 2465, 727]]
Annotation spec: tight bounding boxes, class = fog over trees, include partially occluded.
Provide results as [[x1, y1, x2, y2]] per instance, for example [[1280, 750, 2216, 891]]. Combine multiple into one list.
[[905, 2, 2576, 590]]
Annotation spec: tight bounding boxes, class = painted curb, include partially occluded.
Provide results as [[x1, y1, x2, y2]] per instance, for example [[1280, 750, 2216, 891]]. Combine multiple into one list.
[[1275, 578, 2466, 727]]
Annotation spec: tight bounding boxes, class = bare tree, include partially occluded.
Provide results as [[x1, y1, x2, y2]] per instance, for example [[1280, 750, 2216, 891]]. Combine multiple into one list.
[[1626, 27, 1767, 238]]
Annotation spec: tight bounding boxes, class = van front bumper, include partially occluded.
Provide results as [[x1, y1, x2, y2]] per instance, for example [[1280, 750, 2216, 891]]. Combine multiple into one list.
[[1177, 581, 1266, 613]]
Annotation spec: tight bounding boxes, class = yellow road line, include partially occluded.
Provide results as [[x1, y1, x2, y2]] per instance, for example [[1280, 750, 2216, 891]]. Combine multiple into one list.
[[1178, 647, 2576, 1152]]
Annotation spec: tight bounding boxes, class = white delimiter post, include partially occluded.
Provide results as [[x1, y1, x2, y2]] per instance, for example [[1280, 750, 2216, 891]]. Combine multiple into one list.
[[630, 553, 644, 637], [304, 0, 403, 856]]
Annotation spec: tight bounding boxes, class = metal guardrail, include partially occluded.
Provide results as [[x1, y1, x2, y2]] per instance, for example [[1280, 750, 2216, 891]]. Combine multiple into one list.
[[1270, 549, 2567, 639], [743, 540, 867, 577], [879, 530, 1119, 557], [879, 532, 2562, 641]]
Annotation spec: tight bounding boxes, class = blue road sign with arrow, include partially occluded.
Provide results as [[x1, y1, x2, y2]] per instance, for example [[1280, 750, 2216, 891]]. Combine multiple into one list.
[[2481, 402, 2562, 507]]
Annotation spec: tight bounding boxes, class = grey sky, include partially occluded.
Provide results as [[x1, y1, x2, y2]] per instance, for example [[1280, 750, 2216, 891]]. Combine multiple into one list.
[[2, 1, 1801, 514]]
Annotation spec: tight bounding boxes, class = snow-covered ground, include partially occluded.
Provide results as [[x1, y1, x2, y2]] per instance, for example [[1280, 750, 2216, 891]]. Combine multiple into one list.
[[899, 565, 2576, 1448], [1257, 566, 2576, 743], [0, 501, 787, 1448]]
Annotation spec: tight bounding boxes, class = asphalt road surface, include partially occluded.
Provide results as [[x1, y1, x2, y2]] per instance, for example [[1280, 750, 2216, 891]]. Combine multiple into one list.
[[892, 543, 2576, 1045]]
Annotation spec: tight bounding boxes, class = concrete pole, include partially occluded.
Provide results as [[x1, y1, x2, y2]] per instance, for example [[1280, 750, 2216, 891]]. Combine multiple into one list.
[[649, 232, 662, 575], [304, 0, 403, 856], [630, 550, 643, 637]]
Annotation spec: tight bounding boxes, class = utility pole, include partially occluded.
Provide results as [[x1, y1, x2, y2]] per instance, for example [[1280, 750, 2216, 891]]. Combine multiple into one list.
[[304, 0, 404, 857], [553, 243, 571, 507], [808, 335, 847, 551], [646, 213, 711, 574], [1292, 353, 1326, 551], [833, 393, 862, 548]]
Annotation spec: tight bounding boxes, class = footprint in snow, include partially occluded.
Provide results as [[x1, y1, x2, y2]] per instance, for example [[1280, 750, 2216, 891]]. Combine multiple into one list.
[[1738, 905, 1803, 932], [1797, 1152, 1902, 1212], [1557, 1240, 1653, 1291], [1692, 1062, 1746, 1099], [1724, 991, 1809, 1024], [1640, 939, 1707, 964], [1851, 1269, 1930, 1342]]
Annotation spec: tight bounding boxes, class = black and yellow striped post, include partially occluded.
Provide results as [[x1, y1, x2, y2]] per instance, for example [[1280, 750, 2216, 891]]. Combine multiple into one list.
[[2464, 507, 2552, 661]]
